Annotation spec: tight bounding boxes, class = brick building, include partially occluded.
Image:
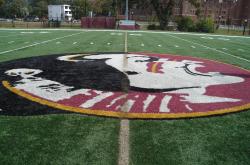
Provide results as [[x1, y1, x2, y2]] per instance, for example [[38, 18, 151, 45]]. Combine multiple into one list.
[[231, 0, 250, 25], [121, 0, 249, 26], [173, 0, 244, 25]]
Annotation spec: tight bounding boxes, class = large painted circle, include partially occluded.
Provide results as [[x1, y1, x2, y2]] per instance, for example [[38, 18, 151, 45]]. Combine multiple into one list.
[[0, 53, 250, 119]]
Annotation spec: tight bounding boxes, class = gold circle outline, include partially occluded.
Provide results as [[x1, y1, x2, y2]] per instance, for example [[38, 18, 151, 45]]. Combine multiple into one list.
[[2, 81, 250, 119]]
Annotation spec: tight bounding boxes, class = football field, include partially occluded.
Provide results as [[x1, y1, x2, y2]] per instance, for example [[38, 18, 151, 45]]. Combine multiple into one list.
[[0, 29, 249, 165]]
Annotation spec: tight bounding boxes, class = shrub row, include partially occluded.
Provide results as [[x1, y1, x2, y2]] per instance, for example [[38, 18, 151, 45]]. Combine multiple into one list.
[[176, 17, 214, 33], [147, 17, 215, 33]]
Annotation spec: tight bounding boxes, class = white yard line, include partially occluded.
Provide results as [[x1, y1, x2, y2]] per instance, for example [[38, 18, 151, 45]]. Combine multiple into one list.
[[0, 34, 24, 38], [1, 28, 250, 39], [118, 119, 130, 165], [216, 38, 250, 47], [166, 33, 250, 63], [0, 32, 83, 55], [118, 32, 130, 165]]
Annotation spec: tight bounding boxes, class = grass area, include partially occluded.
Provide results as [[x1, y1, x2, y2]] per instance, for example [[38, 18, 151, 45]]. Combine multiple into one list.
[[215, 29, 248, 36], [0, 115, 120, 165], [0, 29, 249, 164], [130, 111, 250, 165]]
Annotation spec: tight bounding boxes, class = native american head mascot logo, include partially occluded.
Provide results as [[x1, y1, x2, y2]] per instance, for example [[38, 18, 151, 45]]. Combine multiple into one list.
[[3, 53, 248, 117]]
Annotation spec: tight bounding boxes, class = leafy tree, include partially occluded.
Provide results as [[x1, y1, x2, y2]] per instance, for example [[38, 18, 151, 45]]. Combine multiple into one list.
[[71, 0, 89, 19], [150, 0, 175, 30], [89, 0, 116, 16], [127, 0, 199, 30], [8, 0, 28, 18], [196, 18, 214, 33], [176, 16, 195, 32], [32, 0, 48, 17], [0, 0, 4, 7]]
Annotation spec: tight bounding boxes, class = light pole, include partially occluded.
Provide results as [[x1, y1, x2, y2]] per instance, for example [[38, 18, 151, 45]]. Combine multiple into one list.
[[84, 0, 87, 16], [243, 19, 248, 35], [125, 0, 128, 20], [204, 0, 207, 19], [217, 0, 223, 29]]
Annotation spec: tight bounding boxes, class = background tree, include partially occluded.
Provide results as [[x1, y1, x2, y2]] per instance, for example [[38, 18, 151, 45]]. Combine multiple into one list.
[[6, 0, 28, 18], [32, 0, 48, 18], [89, 0, 116, 16], [0, 0, 4, 7], [150, 0, 175, 30], [148, 0, 200, 30], [71, 0, 89, 19]]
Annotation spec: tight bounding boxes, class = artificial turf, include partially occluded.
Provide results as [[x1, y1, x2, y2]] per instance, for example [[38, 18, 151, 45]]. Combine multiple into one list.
[[0, 29, 249, 164], [0, 115, 119, 165]]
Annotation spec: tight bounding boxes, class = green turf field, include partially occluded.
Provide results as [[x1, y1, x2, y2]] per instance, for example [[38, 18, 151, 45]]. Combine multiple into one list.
[[0, 29, 249, 165]]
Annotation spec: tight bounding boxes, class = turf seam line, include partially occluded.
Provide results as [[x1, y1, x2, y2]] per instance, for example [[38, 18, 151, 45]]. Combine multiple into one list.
[[118, 31, 130, 165], [118, 119, 130, 165], [0, 32, 83, 55], [166, 33, 250, 63]]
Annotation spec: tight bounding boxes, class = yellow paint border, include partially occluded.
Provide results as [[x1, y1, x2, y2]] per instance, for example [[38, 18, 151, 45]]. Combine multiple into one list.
[[2, 81, 250, 119]]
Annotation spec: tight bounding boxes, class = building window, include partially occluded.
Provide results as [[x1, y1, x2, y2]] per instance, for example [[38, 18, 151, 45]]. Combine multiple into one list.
[[65, 6, 69, 9]]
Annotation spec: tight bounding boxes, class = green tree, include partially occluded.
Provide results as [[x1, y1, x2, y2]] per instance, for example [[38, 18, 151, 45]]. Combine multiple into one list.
[[71, 0, 89, 19], [0, 0, 4, 7], [133, 0, 200, 30], [150, 0, 175, 30], [32, 0, 48, 17], [90, 0, 116, 16], [9, 0, 28, 18]]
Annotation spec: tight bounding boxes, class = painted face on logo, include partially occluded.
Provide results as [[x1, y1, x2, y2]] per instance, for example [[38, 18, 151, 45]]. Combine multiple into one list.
[[58, 54, 243, 104], [1, 53, 250, 118]]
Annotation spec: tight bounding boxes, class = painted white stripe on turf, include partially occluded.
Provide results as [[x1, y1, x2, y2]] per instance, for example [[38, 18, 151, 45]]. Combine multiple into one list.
[[1, 28, 250, 39], [0, 32, 83, 55], [118, 31, 129, 165], [166, 33, 250, 63], [118, 119, 130, 165], [0, 34, 24, 38]]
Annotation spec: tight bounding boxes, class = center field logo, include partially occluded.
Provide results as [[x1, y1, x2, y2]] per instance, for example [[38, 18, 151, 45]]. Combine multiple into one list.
[[0, 53, 250, 119]]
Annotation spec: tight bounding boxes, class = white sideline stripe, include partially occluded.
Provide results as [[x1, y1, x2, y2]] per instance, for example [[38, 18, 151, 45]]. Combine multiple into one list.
[[118, 119, 130, 165], [0, 32, 83, 55], [166, 33, 250, 63], [1, 28, 250, 39]]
